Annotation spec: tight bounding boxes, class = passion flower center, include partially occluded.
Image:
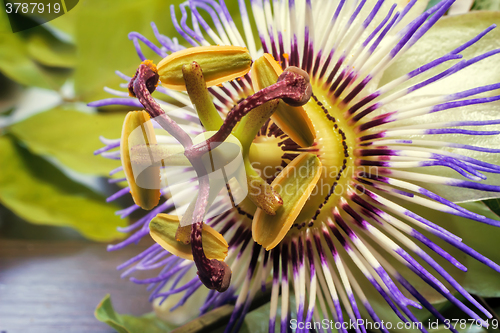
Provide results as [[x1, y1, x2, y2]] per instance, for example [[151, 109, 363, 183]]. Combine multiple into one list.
[[250, 84, 358, 231]]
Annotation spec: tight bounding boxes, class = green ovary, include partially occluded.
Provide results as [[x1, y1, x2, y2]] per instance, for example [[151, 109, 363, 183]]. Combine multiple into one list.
[[248, 137, 287, 178]]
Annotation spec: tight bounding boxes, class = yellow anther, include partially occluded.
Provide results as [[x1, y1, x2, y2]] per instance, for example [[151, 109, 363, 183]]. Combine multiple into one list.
[[251, 54, 316, 148], [150, 214, 228, 261], [157, 45, 252, 91], [120, 111, 161, 210]]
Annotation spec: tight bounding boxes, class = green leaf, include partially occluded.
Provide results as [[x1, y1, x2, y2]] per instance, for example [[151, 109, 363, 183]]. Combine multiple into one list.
[[483, 199, 500, 218], [472, 0, 500, 11], [27, 29, 76, 68], [43, 1, 82, 42], [9, 107, 124, 176], [165, 282, 273, 333], [0, 135, 126, 241], [73, 0, 185, 103], [0, 5, 11, 34], [208, 302, 271, 333], [0, 11, 73, 89], [95, 295, 270, 333], [170, 305, 235, 333], [0, 73, 22, 115], [95, 294, 176, 333], [239, 302, 272, 333], [380, 12, 500, 97], [0, 32, 55, 89]]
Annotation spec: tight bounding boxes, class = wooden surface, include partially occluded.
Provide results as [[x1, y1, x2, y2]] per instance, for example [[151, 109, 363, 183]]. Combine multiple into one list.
[[0, 238, 155, 333]]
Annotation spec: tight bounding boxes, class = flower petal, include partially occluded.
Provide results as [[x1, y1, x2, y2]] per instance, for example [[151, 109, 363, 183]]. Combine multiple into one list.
[[380, 11, 500, 97], [371, 95, 500, 202]]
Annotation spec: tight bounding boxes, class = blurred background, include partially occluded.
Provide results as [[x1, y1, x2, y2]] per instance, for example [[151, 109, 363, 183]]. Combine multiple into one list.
[[0, 0, 500, 332], [0, 0, 190, 331]]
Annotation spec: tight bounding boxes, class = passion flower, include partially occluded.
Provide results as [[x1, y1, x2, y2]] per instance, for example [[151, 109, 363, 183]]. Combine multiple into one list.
[[92, 0, 500, 331]]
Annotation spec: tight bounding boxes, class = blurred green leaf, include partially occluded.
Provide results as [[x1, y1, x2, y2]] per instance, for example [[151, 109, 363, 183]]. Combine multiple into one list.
[[46, 8, 79, 42], [472, 0, 500, 11], [27, 30, 76, 68], [171, 304, 235, 333], [168, 283, 274, 333], [168, 301, 270, 333], [10, 107, 124, 176], [447, 202, 500, 297], [0, 10, 73, 89], [0, 5, 11, 34], [95, 294, 175, 333], [74, 0, 185, 103], [483, 199, 500, 218], [0, 73, 22, 114], [380, 11, 500, 97], [239, 302, 272, 333], [0, 32, 57, 89], [208, 304, 268, 333], [0, 135, 126, 241]]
